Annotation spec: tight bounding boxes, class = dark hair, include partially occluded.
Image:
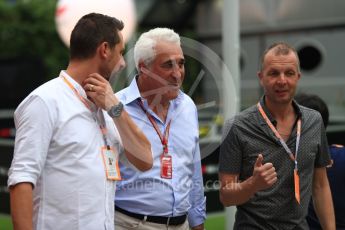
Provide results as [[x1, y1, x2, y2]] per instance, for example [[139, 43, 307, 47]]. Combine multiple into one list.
[[294, 93, 329, 128], [70, 13, 124, 60], [259, 42, 300, 72]]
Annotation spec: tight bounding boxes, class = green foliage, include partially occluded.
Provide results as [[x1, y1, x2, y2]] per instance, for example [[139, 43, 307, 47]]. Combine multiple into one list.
[[0, 214, 12, 230], [0, 0, 69, 79]]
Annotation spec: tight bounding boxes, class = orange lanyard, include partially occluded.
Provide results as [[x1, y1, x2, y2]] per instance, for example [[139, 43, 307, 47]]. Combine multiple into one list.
[[61, 75, 110, 148], [138, 99, 171, 154], [61, 76, 92, 111], [257, 102, 301, 170]]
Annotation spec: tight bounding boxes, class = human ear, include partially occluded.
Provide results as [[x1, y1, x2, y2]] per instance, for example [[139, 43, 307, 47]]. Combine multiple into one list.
[[257, 71, 264, 87], [139, 62, 149, 74], [98, 42, 109, 59]]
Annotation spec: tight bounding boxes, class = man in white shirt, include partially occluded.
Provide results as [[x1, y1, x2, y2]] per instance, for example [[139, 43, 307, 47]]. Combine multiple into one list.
[[8, 13, 152, 230]]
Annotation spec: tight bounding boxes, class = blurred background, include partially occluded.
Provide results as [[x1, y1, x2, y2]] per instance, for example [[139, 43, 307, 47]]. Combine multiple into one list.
[[1, 0, 345, 229]]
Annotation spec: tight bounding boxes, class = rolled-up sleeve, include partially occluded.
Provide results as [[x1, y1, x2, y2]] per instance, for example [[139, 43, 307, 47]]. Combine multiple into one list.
[[8, 95, 54, 187]]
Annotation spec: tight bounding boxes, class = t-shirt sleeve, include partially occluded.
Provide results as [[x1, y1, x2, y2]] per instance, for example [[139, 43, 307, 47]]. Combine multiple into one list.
[[219, 117, 242, 174], [315, 115, 331, 167]]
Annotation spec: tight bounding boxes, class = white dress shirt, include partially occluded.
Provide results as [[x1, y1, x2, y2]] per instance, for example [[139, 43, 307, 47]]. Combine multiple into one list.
[[8, 71, 123, 230]]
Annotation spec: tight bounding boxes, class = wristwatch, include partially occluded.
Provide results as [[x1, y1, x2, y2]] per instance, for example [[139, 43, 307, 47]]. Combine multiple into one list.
[[107, 102, 124, 118]]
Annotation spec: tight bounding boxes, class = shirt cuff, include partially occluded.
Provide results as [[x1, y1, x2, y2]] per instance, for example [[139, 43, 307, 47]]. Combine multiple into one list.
[[187, 196, 207, 227], [7, 175, 36, 188]]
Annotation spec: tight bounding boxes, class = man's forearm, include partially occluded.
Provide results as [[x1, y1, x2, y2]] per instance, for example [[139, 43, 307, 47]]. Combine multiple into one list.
[[82, 75, 153, 171], [10, 183, 33, 230], [114, 110, 152, 171], [313, 184, 335, 230], [220, 176, 256, 206], [220, 156, 277, 206], [312, 167, 335, 230]]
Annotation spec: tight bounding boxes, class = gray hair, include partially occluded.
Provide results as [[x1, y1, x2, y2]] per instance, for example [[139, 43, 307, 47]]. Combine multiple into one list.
[[134, 28, 181, 71]]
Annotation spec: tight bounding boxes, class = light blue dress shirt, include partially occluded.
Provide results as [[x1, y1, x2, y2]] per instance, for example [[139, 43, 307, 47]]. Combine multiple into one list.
[[115, 77, 206, 227]]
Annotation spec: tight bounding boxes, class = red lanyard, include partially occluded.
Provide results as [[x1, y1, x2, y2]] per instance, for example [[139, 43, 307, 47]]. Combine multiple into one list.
[[61, 74, 110, 148], [257, 102, 301, 170], [138, 99, 171, 154]]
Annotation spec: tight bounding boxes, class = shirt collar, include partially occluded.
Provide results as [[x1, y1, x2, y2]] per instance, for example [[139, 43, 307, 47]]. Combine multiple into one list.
[[121, 75, 143, 105], [258, 96, 302, 126], [292, 99, 303, 118], [59, 70, 97, 111], [60, 70, 87, 98]]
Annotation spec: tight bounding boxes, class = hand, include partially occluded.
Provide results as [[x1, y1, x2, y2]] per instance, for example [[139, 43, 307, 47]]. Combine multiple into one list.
[[192, 224, 204, 230], [252, 154, 277, 191], [83, 73, 119, 110]]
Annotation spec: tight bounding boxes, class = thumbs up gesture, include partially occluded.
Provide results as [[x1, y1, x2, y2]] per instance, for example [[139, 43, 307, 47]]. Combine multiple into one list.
[[252, 154, 277, 191]]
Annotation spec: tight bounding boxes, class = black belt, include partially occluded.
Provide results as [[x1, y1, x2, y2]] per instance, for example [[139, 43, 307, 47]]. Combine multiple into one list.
[[115, 205, 187, 226]]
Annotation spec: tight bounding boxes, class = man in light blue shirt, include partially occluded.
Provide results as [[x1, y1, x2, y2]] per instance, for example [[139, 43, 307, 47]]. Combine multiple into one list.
[[115, 28, 206, 230]]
